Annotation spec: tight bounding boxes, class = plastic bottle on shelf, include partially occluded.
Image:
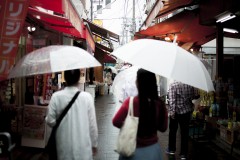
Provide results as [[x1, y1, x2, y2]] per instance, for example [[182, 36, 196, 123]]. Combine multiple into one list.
[[228, 118, 233, 130], [209, 105, 213, 117], [213, 104, 216, 116], [233, 109, 237, 122], [216, 104, 220, 117]]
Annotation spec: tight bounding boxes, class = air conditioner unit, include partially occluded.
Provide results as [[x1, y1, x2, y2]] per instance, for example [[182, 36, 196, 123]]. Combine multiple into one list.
[[97, 5, 102, 14]]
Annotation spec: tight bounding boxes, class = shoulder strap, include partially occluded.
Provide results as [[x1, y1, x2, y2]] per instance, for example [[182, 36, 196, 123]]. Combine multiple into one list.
[[53, 91, 80, 130]]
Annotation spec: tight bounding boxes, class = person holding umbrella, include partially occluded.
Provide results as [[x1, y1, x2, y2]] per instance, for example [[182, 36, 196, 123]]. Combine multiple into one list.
[[45, 69, 98, 160], [166, 81, 199, 159]]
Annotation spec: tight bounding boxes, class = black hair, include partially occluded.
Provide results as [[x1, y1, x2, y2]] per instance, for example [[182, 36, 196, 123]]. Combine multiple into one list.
[[136, 68, 158, 136], [64, 69, 80, 86]]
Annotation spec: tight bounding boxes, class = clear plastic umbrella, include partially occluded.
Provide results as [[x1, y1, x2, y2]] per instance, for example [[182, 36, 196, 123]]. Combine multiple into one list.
[[8, 45, 101, 78]]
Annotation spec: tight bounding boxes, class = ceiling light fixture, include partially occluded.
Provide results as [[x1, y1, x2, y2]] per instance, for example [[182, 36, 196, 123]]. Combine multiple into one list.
[[27, 26, 36, 32], [223, 28, 238, 33], [216, 13, 236, 23]]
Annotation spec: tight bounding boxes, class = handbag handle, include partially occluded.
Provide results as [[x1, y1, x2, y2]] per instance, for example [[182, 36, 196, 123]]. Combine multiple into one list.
[[128, 97, 134, 116]]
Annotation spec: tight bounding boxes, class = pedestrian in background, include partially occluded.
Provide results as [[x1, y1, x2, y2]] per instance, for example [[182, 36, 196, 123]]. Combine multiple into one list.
[[45, 69, 98, 160], [105, 68, 113, 94], [113, 69, 168, 160], [166, 81, 199, 160]]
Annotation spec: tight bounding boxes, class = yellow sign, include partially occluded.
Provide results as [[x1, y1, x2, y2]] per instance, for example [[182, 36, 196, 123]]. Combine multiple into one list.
[[93, 20, 103, 42], [93, 20, 103, 27]]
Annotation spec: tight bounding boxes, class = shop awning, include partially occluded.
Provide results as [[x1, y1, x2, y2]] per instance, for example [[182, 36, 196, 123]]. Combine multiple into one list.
[[95, 43, 116, 63], [83, 19, 119, 64], [28, 0, 84, 39], [29, 0, 64, 14], [141, 0, 195, 29], [95, 46, 116, 64], [83, 19, 119, 43], [136, 9, 216, 47]]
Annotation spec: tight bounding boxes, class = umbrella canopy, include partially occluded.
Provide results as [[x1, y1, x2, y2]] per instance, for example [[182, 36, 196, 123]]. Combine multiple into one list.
[[112, 66, 139, 102], [8, 45, 101, 78], [111, 39, 214, 92]]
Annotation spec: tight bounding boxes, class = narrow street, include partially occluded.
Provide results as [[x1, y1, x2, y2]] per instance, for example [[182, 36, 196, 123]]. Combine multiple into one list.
[[9, 93, 239, 160]]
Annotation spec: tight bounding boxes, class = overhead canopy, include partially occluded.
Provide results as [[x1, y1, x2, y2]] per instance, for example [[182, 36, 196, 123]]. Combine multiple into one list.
[[136, 9, 216, 47], [83, 19, 119, 43], [83, 19, 119, 64], [29, 0, 64, 14], [95, 45, 116, 64], [141, 0, 195, 29], [139, 0, 240, 46], [28, 0, 84, 39]]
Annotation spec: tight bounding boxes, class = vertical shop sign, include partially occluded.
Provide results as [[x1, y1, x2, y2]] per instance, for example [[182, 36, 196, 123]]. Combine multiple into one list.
[[84, 25, 95, 52], [42, 74, 53, 102], [0, 0, 30, 81]]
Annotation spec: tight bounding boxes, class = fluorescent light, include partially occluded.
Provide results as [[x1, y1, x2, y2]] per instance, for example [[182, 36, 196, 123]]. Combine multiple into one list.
[[223, 28, 238, 33], [165, 36, 170, 41], [216, 14, 236, 23]]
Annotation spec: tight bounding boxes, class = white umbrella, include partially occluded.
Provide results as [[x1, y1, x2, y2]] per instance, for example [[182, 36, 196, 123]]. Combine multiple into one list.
[[8, 45, 101, 78], [112, 66, 139, 103], [111, 39, 214, 92]]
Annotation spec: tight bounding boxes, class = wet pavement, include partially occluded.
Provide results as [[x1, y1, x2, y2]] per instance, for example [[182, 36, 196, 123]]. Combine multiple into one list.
[[8, 93, 240, 160]]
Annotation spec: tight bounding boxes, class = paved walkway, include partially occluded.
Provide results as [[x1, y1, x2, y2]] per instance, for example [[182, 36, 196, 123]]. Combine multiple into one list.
[[8, 93, 239, 160], [93, 94, 239, 160]]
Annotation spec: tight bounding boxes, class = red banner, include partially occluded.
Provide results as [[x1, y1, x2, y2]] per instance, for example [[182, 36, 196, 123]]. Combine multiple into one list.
[[0, 0, 30, 81]]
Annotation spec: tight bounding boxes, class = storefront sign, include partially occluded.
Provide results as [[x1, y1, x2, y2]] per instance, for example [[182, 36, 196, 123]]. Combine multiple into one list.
[[0, 0, 30, 81], [85, 26, 95, 52], [93, 20, 103, 42]]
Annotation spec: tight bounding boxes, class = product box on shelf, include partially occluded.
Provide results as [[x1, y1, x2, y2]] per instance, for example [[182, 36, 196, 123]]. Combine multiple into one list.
[[218, 123, 240, 144], [219, 124, 234, 144]]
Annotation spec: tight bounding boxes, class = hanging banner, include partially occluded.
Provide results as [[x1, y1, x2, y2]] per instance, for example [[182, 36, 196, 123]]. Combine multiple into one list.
[[0, 0, 30, 81]]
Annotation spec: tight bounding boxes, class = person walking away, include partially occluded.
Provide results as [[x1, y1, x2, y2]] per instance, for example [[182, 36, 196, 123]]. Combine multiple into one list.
[[113, 69, 168, 160], [105, 68, 113, 94], [113, 78, 138, 114], [45, 69, 98, 160], [166, 81, 199, 160]]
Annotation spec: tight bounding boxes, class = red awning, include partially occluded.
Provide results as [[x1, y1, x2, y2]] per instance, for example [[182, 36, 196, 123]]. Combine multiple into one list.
[[29, 0, 64, 14], [136, 10, 216, 46], [28, 0, 84, 39], [95, 47, 116, 64], [156, 0, 194, 18], [141, 0, 194, 29], [104, 54, 116, 63]]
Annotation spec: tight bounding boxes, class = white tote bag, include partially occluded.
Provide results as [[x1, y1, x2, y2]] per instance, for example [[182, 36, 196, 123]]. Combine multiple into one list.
[[115, 97, 139, 157]]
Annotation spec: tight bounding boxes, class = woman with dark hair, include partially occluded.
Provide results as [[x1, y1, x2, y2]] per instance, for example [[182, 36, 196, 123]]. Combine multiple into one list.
[[45, 69, 98, 160], [112, 69, 168, 160]]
